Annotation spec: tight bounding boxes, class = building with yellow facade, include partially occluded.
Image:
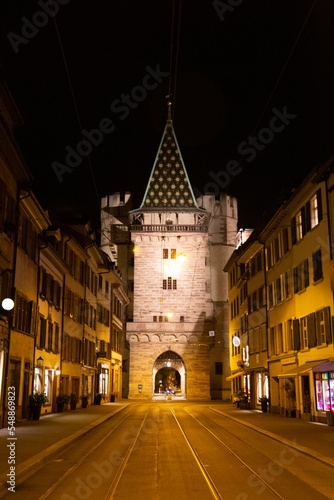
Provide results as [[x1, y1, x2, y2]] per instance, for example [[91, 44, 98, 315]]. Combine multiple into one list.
[[225, 158, 334, 422]]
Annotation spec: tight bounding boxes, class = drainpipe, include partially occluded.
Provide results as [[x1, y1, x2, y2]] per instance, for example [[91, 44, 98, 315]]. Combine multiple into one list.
[[262, 242, 271, 406], [62, 235, 72, 395], [60, 272, 65, 394], [83, 241, 95, 401], [31, 237, 47, 399], [325, 178, 333, 260]]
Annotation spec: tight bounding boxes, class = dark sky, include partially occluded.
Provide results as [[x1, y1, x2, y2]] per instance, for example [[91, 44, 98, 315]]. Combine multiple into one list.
[[2, 0, 334, 229]]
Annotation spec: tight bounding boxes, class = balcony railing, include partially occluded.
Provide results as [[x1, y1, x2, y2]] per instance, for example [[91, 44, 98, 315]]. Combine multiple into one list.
[[131, 224, 208, 232]]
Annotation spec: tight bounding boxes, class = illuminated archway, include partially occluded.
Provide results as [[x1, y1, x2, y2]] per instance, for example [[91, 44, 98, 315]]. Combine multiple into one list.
[[152, 350, 186, 398]]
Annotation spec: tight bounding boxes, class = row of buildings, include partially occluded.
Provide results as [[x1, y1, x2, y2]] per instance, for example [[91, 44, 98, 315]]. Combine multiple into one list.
[[0, 81, 128, 424], [2, 74, 333, 424], [225, 158, 334, 422]]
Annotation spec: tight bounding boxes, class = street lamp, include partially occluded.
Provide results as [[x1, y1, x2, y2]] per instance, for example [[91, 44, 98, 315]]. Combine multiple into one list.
[[36, 356, 44, 368], [1, 298, 14, 311]]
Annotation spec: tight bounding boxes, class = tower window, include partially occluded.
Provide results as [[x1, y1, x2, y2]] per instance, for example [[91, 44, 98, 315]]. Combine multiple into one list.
[[171, 249, 176, 259], [215, 362, 223, 375], [180, 316, 184, 322], [163, 277, 177, 290], [163, 249, 168, 259], [153, 316, 157, 322]]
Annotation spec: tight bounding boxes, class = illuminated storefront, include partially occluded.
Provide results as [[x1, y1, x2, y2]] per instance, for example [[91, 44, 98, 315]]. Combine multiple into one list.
[[315, 371, 334, 412]]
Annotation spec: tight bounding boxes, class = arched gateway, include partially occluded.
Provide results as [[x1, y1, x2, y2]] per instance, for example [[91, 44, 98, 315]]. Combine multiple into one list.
[[153, 350, 186, 398]]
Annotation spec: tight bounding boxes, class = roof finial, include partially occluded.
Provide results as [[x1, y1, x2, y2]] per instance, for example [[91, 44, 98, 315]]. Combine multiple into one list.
[[166, 94, 172, 123]]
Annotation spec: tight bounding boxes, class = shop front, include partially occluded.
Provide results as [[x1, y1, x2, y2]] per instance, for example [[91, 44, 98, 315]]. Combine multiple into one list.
[[313, 361, 334, 424]]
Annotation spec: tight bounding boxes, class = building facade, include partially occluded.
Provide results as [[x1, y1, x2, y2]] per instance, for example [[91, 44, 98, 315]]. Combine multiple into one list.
[[225, 158, 334, 422]]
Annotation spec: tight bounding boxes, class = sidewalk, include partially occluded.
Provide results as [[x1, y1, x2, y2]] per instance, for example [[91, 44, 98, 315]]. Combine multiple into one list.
[[0, 401, 129, 489], [210, 402, 334, 466]]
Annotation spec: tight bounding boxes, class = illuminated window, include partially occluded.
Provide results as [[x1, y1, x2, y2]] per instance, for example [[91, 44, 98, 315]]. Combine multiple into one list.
[[316, 309, 326, 345], [163, 249, 168, 259], [276, 324, 283, 354], [44, 370, 52, 401], [296, 211, 303, 241], [171, 249, 176, 259], [301, 317, 308, 349], [34, 367, 42, 395], [284, 319, 292, 352]]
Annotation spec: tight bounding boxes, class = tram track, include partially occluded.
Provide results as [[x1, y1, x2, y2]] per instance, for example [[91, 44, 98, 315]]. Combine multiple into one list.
[[176, 404, 333, 500], [170, 407, 222, 500], [209, 406, 334, 470], [2, 402, 333, 500], [37, 404, 145, 500], [180, 406, 285, 500]]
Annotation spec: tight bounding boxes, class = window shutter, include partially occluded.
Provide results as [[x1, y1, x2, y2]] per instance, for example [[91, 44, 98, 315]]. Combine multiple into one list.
[[292, 319, 300, 350], [0, 269, 12, 302], [266, 246, 272, 269], [305, 201, 311, 233], [0, 178, 6, 230], [304, 259, 309, 288], [291, 217, 297, 245], [317, 189, 323, 222], [26, 219, 33, 256], [46, 274, 52, 301], [307, 313, 316, 348], [300, 205, 306, 237], [325, 306, 332, 344], [315, 310, 322, 345]]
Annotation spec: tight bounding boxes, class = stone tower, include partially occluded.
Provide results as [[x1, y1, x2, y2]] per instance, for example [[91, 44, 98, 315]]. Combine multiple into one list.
[[101, 111, 238, 400], [127, 106, 229, 400]]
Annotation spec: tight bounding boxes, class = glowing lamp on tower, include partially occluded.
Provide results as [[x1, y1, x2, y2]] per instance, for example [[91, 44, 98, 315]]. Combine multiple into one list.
[[176, 252, 186, 262]]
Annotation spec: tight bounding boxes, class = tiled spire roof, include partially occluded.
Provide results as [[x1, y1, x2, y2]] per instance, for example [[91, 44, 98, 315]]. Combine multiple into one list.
[[138, 108, 200, 211]]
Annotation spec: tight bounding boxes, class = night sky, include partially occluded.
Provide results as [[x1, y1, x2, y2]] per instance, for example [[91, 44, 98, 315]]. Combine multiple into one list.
[[2, 0, 334, 230]]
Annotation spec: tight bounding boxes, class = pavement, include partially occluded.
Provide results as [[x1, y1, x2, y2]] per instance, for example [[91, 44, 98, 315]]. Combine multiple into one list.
[[0, 400, 333, 491]]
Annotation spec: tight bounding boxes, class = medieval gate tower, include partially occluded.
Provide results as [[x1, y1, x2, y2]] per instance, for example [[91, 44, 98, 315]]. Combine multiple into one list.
[[101, 112, 238, 400]]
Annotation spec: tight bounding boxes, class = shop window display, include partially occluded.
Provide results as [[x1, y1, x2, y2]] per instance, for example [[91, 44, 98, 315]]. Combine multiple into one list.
[[315, 373, 334, 411]]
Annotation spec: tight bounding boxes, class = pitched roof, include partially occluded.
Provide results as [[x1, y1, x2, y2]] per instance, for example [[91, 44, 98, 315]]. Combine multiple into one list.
[[136, 114, 203, 213]]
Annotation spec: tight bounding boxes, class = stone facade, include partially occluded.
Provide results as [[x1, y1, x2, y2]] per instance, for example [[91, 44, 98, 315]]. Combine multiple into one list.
[[128, 227, 212, 399]]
